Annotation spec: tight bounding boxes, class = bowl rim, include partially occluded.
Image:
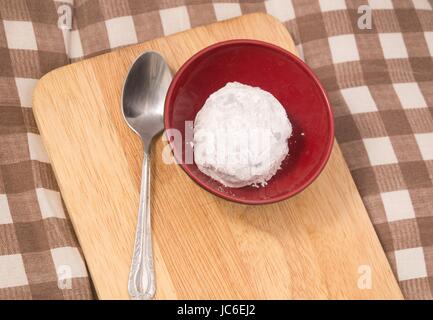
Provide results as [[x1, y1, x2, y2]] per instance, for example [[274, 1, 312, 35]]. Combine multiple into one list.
[[164, 39, 334, 205]]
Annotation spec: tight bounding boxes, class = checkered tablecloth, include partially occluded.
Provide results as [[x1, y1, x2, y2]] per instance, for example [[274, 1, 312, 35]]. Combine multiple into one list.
[[1, 0, 432, 299]]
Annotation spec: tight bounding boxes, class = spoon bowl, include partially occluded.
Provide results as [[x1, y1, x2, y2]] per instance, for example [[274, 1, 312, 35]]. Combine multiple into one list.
[[121, 51, 172, 299], [122, 51, 172, 147]]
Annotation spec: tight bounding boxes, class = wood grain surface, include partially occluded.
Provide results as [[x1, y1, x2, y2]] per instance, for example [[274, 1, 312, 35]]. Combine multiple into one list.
[[32, 13, 402, 299]]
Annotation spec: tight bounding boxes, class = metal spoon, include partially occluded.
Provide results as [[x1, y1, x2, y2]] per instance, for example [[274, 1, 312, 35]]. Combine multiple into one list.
[[121, 51, 172, 300]]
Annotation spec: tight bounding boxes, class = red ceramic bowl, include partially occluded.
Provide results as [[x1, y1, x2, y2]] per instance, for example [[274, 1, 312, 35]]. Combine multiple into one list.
[[164, 39, 334, 205]]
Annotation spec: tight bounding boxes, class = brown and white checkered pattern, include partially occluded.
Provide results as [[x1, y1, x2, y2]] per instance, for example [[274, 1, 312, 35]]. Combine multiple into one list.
[[0, 0, 93, 299], [1, 0, 433, 299]]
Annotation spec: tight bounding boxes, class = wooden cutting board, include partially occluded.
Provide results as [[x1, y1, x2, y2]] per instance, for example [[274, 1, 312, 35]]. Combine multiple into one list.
[[33, 13, 402, 300]]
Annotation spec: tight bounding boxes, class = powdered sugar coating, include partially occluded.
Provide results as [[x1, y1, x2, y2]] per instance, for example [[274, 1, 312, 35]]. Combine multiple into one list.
[[193, 82, 292, 188]]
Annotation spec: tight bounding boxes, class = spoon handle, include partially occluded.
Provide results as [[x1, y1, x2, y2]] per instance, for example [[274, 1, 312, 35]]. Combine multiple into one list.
[[128, 151, 155, 300]]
